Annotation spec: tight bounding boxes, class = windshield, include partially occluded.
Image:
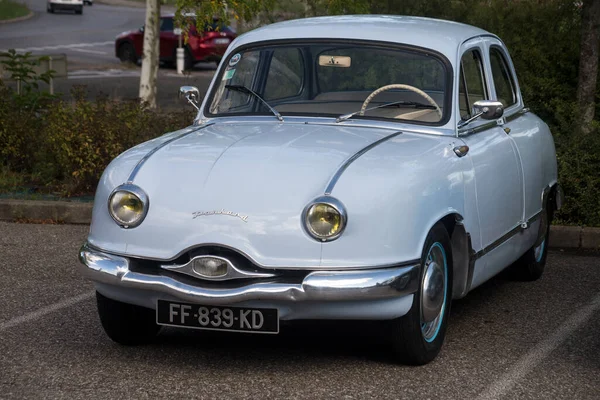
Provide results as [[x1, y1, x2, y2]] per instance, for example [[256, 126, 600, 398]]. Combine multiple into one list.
[[207, 42, 450, 125]]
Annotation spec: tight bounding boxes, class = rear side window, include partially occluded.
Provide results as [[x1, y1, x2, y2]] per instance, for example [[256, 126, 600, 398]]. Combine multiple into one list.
[[263, 48, 304, 100], [490, 48, 517, 107], [459, 49, 487, 120], [160, 18, 174, 32]]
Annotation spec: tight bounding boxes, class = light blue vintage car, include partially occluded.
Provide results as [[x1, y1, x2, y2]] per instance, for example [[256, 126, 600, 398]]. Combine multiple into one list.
[[79, 15, 563, 364]]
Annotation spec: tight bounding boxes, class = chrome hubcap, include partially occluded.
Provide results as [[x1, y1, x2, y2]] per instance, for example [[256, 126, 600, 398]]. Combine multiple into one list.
[[421, 242, 447, 342]]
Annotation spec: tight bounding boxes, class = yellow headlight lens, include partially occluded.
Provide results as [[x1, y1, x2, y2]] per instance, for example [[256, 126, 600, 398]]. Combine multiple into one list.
[[109, 191, 145, 227], [306, 203, 343, 239]]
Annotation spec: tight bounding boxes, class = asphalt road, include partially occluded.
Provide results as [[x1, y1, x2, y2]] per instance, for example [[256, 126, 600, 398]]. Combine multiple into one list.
[[0, 0, 147, 68], [0, 1, 217, 108], [0, 221, 599, 399]]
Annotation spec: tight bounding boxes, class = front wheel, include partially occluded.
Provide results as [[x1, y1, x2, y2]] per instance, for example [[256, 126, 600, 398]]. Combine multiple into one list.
[[47, 4, 54, 13], [75, 6, 83, 14], [388, 223, 452, 365], [96, 292, 161, 345]]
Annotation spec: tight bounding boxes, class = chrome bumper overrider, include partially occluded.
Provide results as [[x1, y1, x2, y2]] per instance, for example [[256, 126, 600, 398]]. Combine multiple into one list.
[[79, 243, 420, 319]]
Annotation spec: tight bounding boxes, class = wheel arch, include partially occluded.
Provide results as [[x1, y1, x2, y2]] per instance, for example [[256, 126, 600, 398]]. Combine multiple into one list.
[[436, 212, 474, 300]]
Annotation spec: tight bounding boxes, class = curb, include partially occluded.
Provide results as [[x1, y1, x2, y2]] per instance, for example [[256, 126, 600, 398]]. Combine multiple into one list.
[[0, 199, 598, 250], [0, 199, 92, 225], [0, 10, 34, 25], [96, 0, 144, 8], [95, 0, 175, 10]]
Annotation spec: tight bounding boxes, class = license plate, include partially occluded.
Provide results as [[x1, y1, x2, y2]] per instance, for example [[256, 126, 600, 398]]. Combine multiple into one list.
[[214, 38, 231, 46], [156, 300, 279, 334]]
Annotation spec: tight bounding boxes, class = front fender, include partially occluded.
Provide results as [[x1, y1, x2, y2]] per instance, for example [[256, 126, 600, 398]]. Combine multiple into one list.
[[320, 132, 475, 268]]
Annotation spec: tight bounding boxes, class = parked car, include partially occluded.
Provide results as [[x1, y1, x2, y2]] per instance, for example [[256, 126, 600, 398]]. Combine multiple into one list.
[[47, 0, 83, 14], [84, 0, 93, 5], [80, 15, 563, 365], [115, 15, 236, 69]]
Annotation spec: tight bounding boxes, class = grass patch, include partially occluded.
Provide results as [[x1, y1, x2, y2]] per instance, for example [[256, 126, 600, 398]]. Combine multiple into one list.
[[0, 0, 29, 21]]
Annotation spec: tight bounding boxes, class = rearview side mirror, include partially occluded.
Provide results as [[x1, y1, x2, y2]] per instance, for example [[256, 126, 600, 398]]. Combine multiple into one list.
[[458, 100, 504, 129], [179, 86, 200, 111], [473, 100, 504, 120]]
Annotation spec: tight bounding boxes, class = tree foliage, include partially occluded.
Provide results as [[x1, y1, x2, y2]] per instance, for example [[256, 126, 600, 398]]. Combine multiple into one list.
[[174, 0, 275, 36]]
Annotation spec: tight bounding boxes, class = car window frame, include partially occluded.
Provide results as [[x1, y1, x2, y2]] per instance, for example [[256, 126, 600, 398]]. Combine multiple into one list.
[[458, 48, 488, 120], [488, 45, 518, 109], [203, 38, 454, 128]]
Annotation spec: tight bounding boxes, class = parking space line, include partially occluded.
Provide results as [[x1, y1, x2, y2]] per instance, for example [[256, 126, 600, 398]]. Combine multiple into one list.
[[1, 41, 113, 53], [70, 48, 108, 55], [477, 292, 600, 400], [0, 290, 94, 332]]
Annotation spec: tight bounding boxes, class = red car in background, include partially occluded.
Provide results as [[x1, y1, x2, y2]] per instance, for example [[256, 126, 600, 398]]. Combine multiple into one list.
[[115, 15, 236, 69]]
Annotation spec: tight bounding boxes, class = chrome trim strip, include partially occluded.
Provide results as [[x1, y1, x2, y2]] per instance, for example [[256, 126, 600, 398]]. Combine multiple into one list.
[[79, 244, 420, 305], [161, 255, 275, 281], [324, 131, 402, 195], [474, 210, 542, 259], [199, 116, 455, 136], [86, 241, 420, 271], [505, 107, 530, 123], [458, 120, 497, 136], [127, 123, 213, 183]]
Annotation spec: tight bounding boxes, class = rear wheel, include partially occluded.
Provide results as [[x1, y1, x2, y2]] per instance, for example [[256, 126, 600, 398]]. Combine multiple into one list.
[[96, 291, 161, 345], [389, 223, 452, 365], [75, 6, 83, 14], [118, 42, 138, 64], [510, 206, 553, 281], [47, 4, 54, 13]]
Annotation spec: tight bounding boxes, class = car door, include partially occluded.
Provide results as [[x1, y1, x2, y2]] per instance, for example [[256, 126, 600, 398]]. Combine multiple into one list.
[[457, 41, 525, 259], [484, 38, 546, 225]]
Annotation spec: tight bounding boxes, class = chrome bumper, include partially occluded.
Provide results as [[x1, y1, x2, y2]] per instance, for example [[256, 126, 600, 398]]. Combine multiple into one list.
[[79, 243, 420, 319]]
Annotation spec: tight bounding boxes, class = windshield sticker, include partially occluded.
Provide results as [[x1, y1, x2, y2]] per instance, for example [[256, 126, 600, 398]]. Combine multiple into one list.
[[229, 53, 241, 66], [318, 55, 352, 68], [222, 69, 236, 80]]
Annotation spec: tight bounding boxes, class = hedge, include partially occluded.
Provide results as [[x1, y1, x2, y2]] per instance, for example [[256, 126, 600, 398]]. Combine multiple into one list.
[[0, 85, 194, 196]]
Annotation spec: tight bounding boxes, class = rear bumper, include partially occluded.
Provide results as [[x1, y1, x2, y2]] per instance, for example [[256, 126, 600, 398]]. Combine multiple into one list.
[[79, 243, 420, 320], [50, 2, 82, 9]]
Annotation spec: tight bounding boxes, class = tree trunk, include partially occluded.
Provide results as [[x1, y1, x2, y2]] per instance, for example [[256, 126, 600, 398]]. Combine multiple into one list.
[[139, 0, 160, 109], [577, 0, 600, 134]]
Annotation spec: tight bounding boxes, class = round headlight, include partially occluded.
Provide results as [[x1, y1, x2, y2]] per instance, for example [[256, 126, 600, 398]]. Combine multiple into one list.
[[304, 197, 347, 241], [108, 184, 148, 228]]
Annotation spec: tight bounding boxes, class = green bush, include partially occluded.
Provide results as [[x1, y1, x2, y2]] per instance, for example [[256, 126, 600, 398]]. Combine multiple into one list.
[[0, 85, 194, 196], [555, 126, 600, 226]]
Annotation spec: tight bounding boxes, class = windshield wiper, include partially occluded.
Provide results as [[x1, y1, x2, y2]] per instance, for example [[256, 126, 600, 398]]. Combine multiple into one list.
[[225, 85, 283, 122], [336, 100, 436, 123]]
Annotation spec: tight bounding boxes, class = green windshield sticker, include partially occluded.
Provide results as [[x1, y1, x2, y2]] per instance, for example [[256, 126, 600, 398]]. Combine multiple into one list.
[[223, 69, 236, 80]]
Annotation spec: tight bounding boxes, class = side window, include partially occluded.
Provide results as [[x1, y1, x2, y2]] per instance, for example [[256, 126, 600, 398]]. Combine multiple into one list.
[[160, 18, 174, 32], [459, 49, 487, 120], [490, 48, 517, 107], [263, 48, 303, 101]]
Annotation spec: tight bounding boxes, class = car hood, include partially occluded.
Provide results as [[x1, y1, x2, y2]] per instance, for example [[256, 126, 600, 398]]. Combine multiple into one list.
[[89, 122, 393, 265]]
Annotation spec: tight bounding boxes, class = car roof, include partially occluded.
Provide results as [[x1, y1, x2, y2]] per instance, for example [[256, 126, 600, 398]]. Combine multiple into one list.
[[230, 15, 495, 62]]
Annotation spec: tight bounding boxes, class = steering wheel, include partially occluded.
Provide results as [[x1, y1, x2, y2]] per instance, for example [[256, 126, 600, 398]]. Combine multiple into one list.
[[360, 84, 443, 119]]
